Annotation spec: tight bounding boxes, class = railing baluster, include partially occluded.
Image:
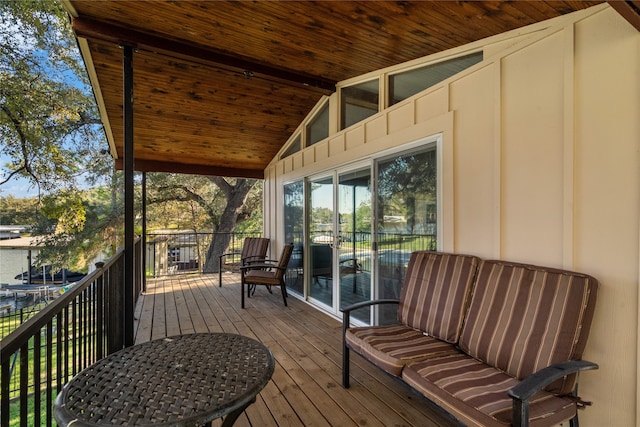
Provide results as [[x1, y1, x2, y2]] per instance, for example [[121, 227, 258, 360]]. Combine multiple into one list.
[[19, 342, 28, 426], [34, 332, 41, 426], [72, 296, 77, 376], [1, 355, 9, 426], [46, 320, 53, 427]]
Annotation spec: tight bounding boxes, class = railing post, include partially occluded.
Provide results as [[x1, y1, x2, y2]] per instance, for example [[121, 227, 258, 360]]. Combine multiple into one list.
[[107, 257, 124, 354], [95, 262, 105, 358]]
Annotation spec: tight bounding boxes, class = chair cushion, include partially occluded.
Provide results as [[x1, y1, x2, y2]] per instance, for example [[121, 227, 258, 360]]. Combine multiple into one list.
[[345, 325, 459, 376], [458, 260, 598, 394], [399, 252, 480, 343], [242, 238, 269, 260], [403, 353, 577, 427], [244, 270, 280, 286]]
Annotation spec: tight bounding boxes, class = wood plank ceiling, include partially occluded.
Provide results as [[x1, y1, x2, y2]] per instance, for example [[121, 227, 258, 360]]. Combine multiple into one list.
[[64, 1, 604, 179]]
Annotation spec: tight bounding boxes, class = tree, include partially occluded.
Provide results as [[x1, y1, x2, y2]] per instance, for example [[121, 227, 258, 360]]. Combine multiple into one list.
[[0, 0, 108, 194], [0, 195, 39, 224], [0, 1, 119, 270], [146, 173, 262, 273]]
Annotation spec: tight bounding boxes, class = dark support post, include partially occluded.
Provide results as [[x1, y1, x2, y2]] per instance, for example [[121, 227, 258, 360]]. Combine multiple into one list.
[[142, 172, 147, 293], [123, 44, 135, 348], [342, 311, 350, 388], [27, 250, 32, 283]]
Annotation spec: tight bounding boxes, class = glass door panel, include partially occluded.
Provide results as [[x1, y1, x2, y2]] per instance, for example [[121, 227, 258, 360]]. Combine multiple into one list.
[[376, 147, 437, 324], [308, 176, 334, 307], [284, 180, 304, 295], [338, 168, 372, 323]]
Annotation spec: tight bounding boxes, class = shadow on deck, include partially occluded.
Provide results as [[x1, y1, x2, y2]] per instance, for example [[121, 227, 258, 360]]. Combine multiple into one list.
[[134, 273, 458, 427]]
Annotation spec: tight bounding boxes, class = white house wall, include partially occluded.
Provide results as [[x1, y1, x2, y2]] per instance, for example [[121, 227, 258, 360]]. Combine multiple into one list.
[[264, 5, 640, 425]]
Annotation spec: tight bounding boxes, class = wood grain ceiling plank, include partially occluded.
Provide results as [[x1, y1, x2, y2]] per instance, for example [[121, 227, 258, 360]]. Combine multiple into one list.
[[69, 0, 604, 177]]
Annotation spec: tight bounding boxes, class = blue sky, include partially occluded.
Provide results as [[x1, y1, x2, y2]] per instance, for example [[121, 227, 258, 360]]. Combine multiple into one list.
[[0, 171, 40, 198]]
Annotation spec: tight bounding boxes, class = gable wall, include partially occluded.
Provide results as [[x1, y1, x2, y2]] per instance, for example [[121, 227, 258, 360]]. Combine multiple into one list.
[[264, 5, 640, 425]]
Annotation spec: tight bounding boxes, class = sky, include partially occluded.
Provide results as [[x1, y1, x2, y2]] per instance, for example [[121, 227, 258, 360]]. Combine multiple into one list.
[[0, 172, 40, 198]]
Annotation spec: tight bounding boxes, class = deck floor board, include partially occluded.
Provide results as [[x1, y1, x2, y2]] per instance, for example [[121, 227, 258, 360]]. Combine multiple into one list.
[[134, 273, 458, 427]]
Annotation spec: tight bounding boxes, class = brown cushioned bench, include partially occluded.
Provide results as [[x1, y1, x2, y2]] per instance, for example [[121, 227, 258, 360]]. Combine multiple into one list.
[[341, 251, 598, 427]]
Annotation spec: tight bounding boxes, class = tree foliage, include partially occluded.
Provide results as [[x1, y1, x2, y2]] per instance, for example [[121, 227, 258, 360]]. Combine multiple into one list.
[[0, 0, 119, 270], [0, 0, 109, 195], [0, 194, 39, 224]]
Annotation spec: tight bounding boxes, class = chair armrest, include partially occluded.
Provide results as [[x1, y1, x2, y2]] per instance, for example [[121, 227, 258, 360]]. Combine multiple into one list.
[[242, 255, 267, 264], [220, 251, 241, 263], [239, 262, 284, 272], [508, 360, 598, 427]]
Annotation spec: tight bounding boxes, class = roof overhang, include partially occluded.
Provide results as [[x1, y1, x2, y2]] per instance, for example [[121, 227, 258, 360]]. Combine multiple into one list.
[[63, 1, 606, 179]]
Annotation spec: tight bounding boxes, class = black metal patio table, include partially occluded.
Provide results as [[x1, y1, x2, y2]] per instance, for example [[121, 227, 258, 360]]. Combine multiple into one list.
[[54, 333, 275, 426]]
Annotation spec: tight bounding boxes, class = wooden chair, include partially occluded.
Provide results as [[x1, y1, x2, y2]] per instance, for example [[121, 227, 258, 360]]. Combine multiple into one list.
[[219, 237, 269, 287], [240, 244, 294, 308]]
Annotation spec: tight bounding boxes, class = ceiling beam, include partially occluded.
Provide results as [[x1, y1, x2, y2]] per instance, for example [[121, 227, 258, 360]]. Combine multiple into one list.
[[608, 1, 640, 31], [115, 158, 265, 180], [72, 17, 336, 94]]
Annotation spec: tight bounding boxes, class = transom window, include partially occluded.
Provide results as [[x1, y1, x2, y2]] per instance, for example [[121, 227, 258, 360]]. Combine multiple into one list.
[[389, 51, 483, 105]]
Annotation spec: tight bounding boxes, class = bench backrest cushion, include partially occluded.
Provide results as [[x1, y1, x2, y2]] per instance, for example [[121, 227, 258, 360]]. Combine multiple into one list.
[[398, 252, 480, 344], [459, 260, 598, 394]]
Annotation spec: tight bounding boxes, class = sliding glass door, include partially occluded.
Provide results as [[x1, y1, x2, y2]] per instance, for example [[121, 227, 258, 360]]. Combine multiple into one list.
[[376, 146, 438, 323], [307, 167, 373, 318], [337, 168, 372, 323], [308, 175, 335, 308], [284, 137, 439, 325]]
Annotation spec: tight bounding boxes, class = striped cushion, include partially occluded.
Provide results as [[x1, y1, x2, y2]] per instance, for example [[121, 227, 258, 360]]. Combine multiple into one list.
[[345, 325, 459, 376], [242, 237, 269, 263], [459, 260, 598, 394], [399, 252, 480, 343], [403, 353, 577, 427]]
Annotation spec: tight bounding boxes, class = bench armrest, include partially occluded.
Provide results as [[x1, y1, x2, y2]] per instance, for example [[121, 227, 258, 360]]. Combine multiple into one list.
[[508, 360, 598, 427], [341, 298, 400, 388], [341, 299, 399, 329]]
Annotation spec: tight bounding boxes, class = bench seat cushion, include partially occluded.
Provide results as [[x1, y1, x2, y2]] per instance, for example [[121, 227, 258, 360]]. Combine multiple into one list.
[[345, 325, 459, 376], [403, 353, 578, 427]]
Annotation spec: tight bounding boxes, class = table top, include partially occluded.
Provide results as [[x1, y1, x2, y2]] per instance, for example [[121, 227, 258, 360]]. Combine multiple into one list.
[[54, 333, 275, 426]]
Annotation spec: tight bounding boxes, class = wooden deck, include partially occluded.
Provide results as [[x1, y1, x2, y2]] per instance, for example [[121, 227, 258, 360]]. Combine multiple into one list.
[[133, 272, 458, 427]]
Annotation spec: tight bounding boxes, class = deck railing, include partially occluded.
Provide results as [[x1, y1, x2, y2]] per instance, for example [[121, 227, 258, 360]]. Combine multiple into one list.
[[146, 231, 262, 276], [0, 239, 142, 427]]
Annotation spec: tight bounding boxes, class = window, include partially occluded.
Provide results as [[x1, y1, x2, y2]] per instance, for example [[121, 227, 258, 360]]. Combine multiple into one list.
[[389, 51, 483, 105], [281, 133, 301, 159], [341, 79, 379, 130], [306, 102, 329, 146]]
